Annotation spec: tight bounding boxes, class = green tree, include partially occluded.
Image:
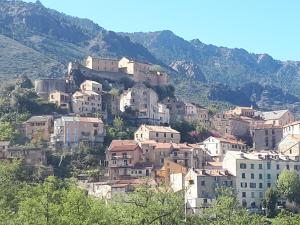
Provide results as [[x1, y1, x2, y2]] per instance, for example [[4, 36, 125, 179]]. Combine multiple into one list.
[[0, 122, 14, 141], [264, 187, 278, 218], [277, 170, 300, 205]]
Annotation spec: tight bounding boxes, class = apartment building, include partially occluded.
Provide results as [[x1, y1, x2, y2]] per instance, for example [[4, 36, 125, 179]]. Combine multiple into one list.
[[253, 124, 283, 150], [134, 124, 180, 143], [282, 121, 300, 137], [223, 151, 300, 208], [120, 83, 169, 124], [278, 134, 300, 155], [259, 109, 294, 126], [25, 115, 54, 142], [49, 90, 70, 112], [106, 140, 143, 179], [80, 80, 103, 94], [203, 136, 247, 161], [51, 116, 104, 149]]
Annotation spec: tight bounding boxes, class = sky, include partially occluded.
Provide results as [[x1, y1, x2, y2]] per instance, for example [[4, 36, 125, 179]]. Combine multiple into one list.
[[26, 0, 300, 61]]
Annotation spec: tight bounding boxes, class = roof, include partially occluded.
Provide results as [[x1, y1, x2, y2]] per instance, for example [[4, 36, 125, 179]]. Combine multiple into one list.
[[82, 90, 100, 96], [61, 116, 80, 122], [26, 115, 53, 123], [140, 125, 180, 134], [254, 124, 282, 129], [79, 117, 103, 123], [108, 140, 140, 152], [283, 120, 300, 127], [194, 169, 233, 177], [209, 136, 245, 145], [154, 142, 197, 151], [82, 80, 102, 85], [132, 162, 154, 169], [225, 150, 298, 161], [260, 110, 289, 121]]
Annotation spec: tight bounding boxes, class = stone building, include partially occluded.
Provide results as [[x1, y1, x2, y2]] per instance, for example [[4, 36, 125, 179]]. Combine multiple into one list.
[[134, 124, 180, 143], [25, 115, 54, 142], [253, 124, 283, 150], [120, 83, 169, 124], [84, 56, 119, 72], [34, 78, 66, 99], [49, 90, 71, 112], [259, 110, 294, 126]]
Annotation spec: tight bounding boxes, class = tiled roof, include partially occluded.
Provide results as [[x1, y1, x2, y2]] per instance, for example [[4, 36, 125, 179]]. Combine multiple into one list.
[[141, 125, 179, 133], [254, 124, 282, 129], [260, 110, 289, 120], [79, 117, 103, 123], [109, 140, 140, 152], [212, 137, 245, 145], [26, 115, 53, 123]]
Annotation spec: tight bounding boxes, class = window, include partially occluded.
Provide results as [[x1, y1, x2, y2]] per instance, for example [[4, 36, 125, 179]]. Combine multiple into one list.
[[251, 192, 255, 198], [276, 164, 280, 170], [138, 170, 142, 174], [259, 164, 263, 169], [250, 183, 256, 188], [201, 181, 205, 186], [259, 192, 263, 198], [267, 183, 271, 188], [286, 164, 290, 170], [164, 133, 166, 137], [156, 133, 159, 137], [259, 174, 263, 179], [267, 174, 271, 179], [171, 133, 174, 138], [241, 182, 247, 188], [267, 162, 271, 169], [251, 164, 254, 169], [259, 183, 263, 188], [242, 173, 246, 179], [251, 173, 254, 179], [203, 198, 208, 204], [240, 163, 247, 169], [242, 192, 246, 198]]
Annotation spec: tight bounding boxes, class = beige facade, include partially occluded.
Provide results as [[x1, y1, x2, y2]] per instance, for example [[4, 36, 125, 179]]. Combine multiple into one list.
[[49, 90, 70, 112], [183, 169, 235, 213], [223, 151, 300, 208], [260, 110, 294, 126], [84, 56, 119, 72], [253, 124, 283, 150], [203, 136, 247, 160], [25, 116, 54, 142], [51, 116, 104, 148], [80, 80, 103, 94], [283, 121, 300, 137], [227, 106, 255, 117], [134, 124, 180, 143], [120, 83, 169, 124], [72, 91, 101, 115], [278, 135, 300, 155]]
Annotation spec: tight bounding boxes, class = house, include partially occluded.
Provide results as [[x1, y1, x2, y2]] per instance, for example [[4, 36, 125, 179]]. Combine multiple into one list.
[[72, 90, 101, 116], [49, 90, 70, 112], [51, 116, 104, 149], [25, 115, 54, 142], [203, 136, 247, 161], [278, 134, 300, 155], [162, 98, 209, 124], [119, 83, 169, 124], [282, 121, 300, 137], [84, 56, 119, 72], [253, 124, 283, 150], [179, 169, 235, 213], [223, 151, 300, 208], [227, 106, 255, 118], [0, 146, 47, 166], [259, 110, 294, 126], [157, 158, 188, 183], [212, 113, 251, 138], [80, 80, 103, 94], [134, 124, 180, 143], [106, 140, 143, 179]]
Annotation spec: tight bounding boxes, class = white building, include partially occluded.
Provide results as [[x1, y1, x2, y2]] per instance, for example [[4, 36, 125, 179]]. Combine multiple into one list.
[[223, 151, 300, 208], [283, 121, 300, 137], [202, 136, 247, 161], [259, 110, 294, 126]]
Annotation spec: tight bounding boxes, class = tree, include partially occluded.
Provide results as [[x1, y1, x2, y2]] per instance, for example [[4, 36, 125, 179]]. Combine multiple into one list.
[[0, 122, 14, 141], [264, 187, 278, 217], [277, 170, 300, 205]]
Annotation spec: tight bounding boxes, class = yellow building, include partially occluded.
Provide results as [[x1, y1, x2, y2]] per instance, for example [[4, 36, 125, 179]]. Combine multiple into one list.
[[49, 90, 70, 112], [84, 56, 119, 72], [72, 91, 101, 116], [134, 124, 180, 143], [25, 115, 54, 142]]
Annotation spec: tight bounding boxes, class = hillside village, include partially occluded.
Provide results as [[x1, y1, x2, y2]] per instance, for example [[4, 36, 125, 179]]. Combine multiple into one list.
[[2, 55, 300, 216]]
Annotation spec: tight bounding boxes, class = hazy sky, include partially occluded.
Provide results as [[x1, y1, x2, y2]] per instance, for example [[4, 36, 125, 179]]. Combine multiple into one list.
[[26, 0, 300, 61]]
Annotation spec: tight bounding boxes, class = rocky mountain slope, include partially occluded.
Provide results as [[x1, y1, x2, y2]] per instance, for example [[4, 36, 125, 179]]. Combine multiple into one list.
[[1, 0, 300, 114]]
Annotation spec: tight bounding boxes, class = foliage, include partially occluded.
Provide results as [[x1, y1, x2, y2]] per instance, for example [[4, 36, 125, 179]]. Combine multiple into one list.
[[277, 170, 300, 205], [264, 187, 278, 218], [105, 117, 134, 145], [0, 121, 15, 141]]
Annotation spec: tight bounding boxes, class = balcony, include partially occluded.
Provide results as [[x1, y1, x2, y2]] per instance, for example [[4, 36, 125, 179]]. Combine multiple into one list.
[[108, 160, 133, 167]]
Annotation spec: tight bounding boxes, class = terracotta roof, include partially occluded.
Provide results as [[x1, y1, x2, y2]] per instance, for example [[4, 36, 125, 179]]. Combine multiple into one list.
[[141, 125, 179, 133], [108, 140, 140, 152], [213, 137, 245, 145], [79, 117, 103, 123]]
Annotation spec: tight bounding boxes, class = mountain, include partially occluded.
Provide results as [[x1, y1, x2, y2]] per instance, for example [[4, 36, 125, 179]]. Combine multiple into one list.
[[122, 30, 300, 96], [1, 0, 300, 114]]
